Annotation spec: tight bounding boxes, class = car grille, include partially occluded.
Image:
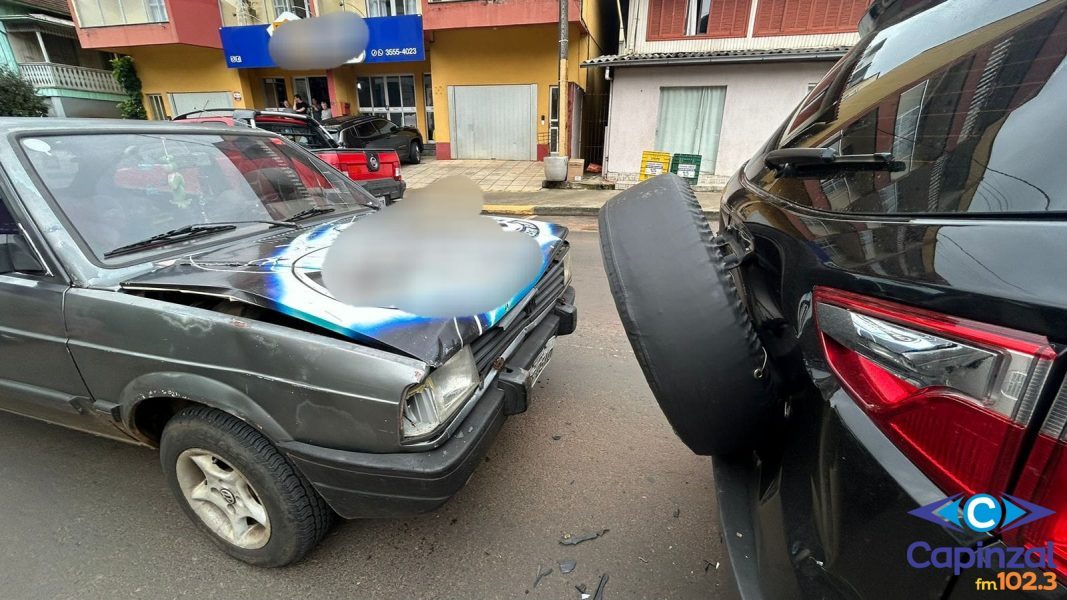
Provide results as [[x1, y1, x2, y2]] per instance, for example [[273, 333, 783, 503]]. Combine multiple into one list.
[[471, 250, 568, 378]]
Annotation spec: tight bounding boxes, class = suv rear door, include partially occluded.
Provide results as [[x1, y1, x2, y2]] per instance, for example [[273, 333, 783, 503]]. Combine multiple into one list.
[[721, 1, 1067, 597]]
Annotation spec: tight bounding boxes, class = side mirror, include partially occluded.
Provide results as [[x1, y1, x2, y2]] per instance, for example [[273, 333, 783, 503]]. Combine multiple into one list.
[[0, 233, 45, 275]]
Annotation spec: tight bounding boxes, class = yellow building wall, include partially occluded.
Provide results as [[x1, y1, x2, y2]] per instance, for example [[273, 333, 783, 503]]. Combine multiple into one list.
[[124, 44, 255, 117], [428, 23, 592, 148], [314, 0, 368, 16]]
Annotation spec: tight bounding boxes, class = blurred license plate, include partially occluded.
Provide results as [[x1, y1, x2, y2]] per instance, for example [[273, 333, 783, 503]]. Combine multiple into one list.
[[527, 337, 556, 388]]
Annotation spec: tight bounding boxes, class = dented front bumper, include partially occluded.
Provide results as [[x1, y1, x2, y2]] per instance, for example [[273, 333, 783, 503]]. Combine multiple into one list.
[[278, 286, 576, 519]]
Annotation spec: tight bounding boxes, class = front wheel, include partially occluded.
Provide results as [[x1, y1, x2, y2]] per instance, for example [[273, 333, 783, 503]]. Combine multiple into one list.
[[160, 406, 333, 567], [408, 141, 422, 164]]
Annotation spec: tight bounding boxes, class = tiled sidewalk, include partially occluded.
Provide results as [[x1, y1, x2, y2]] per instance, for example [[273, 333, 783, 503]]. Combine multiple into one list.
[[403, 158, 544, 192]]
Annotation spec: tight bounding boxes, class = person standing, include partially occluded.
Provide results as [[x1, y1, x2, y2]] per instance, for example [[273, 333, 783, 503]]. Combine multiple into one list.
[[293, 94, 308, 115], [281, 99, 294, 112], [319, 100, 333, 121], [310, 97, 322, 121]]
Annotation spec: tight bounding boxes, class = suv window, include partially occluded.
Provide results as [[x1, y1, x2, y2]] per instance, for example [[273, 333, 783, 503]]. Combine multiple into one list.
[[0, 198, 17, 235], [354, 121, 378, 138], [373, 119, 395, 134], [750, 0, 1067, 214]]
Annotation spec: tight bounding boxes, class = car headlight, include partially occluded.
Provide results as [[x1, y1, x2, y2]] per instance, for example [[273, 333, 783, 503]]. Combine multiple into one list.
[[402, 346, 480, 439], [562, 251, 573, 286]]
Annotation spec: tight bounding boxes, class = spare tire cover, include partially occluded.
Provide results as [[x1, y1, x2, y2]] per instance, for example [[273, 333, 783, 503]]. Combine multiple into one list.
[[599, 174, 778, 456]]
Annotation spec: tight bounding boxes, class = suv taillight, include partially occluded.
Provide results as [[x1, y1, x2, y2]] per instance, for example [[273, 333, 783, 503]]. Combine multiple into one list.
[[814, 287, 1054, 496], [1008, 390, 1067, 576]]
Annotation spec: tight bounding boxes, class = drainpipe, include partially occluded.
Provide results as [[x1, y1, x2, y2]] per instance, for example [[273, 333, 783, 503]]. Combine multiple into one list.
[[615, 0, 625, 52], [558, 0, 569, 158]]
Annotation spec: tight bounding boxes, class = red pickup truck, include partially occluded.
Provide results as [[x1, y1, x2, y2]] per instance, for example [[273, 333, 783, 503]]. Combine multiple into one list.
[[173, 109, 406, 205]]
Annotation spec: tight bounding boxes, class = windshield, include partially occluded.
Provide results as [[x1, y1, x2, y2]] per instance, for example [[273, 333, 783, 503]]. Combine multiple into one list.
[[21, 132, 375, 260]]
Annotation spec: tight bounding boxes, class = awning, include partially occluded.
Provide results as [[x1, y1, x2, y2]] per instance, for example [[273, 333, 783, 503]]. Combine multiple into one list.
[[581, 46, 852, 68], [0, 13, 76, 38]]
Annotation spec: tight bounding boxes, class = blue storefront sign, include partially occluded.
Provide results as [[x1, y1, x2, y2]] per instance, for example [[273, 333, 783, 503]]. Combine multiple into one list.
[[219, 14, 424, 69]]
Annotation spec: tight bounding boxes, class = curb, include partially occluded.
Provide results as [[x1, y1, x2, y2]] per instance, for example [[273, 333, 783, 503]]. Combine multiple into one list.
[[483, 204, 719, 220]]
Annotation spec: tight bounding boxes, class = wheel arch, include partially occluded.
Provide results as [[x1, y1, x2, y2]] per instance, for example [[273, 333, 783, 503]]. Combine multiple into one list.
[[119, 372, 291, 447]]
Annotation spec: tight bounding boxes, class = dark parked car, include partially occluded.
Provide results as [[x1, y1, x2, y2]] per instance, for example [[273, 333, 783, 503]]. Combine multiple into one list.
[[321, 114, 425, 164], [601, 0, 1067, 598], [0, 119, 575, 567]]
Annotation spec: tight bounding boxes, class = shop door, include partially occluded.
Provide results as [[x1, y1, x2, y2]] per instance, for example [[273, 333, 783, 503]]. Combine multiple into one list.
[[357, 75, 418, 129], [294, 76, 329, 108], [448, 84, 536, 160]]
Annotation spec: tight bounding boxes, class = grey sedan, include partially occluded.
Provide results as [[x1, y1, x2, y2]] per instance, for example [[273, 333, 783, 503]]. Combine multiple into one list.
[[0, 119, 575, 566]]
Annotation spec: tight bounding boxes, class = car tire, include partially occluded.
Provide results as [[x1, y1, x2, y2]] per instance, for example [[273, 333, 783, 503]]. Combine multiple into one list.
[[409, 142, 422, 164], [598, 173, 780, 456], [160, 406, 333, 567]]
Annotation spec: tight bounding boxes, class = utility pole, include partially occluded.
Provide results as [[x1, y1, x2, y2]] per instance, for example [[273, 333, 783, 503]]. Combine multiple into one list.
[[558, 0, 569, 158]]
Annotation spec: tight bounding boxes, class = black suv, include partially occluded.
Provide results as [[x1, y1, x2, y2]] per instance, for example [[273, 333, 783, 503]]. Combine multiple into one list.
[[601, 0, 1067, 597]]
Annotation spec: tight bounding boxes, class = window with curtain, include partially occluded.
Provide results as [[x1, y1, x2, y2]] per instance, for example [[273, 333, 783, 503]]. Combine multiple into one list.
[[368, 0, 417, 17], [655, 87, 727, 174]]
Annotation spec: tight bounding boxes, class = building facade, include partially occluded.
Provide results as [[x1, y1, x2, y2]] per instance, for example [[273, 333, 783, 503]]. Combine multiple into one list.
[[64, 0, 618, 163], [0, 0, 124, 117], [585, 0, 870, 189]]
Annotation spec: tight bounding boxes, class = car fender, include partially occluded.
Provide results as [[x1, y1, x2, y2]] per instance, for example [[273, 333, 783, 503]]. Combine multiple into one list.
[[120, 371, 292, 444]]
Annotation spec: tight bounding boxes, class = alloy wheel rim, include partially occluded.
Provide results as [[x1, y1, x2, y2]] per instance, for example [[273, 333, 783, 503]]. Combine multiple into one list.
[[175, 448, 271, 550]]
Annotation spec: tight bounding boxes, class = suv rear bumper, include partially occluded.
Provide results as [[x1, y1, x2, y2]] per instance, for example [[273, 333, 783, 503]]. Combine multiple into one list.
[[280, 290, 576, 519], [359, 178, 406, 204]]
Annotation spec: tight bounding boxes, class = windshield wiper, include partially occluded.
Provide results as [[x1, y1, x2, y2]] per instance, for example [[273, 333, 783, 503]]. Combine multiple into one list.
[[285, 206, 337, 222], [103, 220, 298, 259], [765, 147, 906, 178]]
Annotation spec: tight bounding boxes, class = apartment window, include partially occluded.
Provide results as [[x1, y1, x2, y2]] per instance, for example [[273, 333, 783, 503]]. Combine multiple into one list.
[[367, 0, 417, 17], [655, 87, 727, 174], [147, 94, 167, 120], [146, 0, 166, 22], [272, 0, 309, 18], [72, 0, 169, 27], [647, 0, 750, 40]]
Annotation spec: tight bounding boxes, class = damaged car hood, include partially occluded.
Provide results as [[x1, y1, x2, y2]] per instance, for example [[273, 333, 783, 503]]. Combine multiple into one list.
[[122, 216, 567, 366]]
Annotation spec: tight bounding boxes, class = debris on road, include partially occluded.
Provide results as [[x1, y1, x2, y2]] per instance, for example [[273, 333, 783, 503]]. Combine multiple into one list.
[[673, 507, 681, 518], [552, 435, 562, 441], [559, 559, 577, 574], [533, 564, 553, 588], [592, 574, 609, 600], [576, 584, 589, 599], [637, 556, 648, 564], [560, 529, 609, 546]]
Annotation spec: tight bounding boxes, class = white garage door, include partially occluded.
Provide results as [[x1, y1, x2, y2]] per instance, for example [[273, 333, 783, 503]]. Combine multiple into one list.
[[448, 84, 537, 160], [168, 92, 233, 118]]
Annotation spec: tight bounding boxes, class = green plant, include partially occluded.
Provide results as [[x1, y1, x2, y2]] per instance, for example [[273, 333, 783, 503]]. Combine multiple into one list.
[[0, 67, 49, 117], [110, 56, 148, 120]]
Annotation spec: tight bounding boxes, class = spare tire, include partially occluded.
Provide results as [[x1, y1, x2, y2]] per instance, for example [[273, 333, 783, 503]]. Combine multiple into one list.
[[599, 174, 779, 456]]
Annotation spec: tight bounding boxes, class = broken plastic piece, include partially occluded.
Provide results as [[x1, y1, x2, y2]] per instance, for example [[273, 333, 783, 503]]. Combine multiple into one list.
[[592, 574, 609, 600], [576, 584, 589, 599], [533, 565, 552, 588], [559, 559, 576, 574], [560, 529, 609, 546], [673, 507, 680, 518], [552, 435, 562, 441]]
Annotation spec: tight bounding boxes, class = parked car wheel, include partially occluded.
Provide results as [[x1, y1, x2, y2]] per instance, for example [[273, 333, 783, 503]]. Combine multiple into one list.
[[598, 174, 780, 456], [408, 141, 422, 164], [160, 406, 333, 567]]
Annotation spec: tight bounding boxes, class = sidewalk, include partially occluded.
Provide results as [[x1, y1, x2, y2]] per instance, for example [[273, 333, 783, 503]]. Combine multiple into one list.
[[479, 188, 721, 218]]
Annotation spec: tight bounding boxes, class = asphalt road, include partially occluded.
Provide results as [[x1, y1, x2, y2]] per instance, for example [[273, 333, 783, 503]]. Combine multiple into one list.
[[0, 216, 730, 600]]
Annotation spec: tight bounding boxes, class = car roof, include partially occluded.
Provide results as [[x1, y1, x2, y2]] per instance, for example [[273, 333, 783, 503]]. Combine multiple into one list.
[[0, 117, 279, 137]]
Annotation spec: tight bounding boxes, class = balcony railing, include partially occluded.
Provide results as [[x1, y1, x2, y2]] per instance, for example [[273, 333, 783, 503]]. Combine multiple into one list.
[[19, 62, 124, 95]]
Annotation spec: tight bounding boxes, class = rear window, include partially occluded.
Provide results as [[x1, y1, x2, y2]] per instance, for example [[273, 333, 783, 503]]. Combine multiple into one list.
[[750, 0, 1067, 215], [255, 120, 334, 150]]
